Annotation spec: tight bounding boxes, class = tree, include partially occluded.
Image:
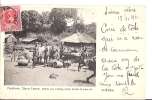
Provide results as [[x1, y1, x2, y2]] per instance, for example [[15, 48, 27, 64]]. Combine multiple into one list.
[[73, 18, 85, 33], [85, 22, 96, 39], [49, 8, 77, 35], [18, 10, 42, 37], [49, 8, 66, 35], [21, 10, 42, 33], [28, 10, 42, 33], [41, 11, 50, 24], [41, 11, 51, 32], [62, 8, 77, 18], [21, 10, 29, 31]]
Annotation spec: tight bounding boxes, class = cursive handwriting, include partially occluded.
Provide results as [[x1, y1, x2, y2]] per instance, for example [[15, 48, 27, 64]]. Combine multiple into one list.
[[105, 6, 120, 15], [100, 6, 145, 96], [101, 23, 115, 33]]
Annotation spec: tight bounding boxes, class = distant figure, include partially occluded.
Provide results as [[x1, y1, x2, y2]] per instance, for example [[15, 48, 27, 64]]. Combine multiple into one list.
[[59, 43, 64, 59], [55, 49, 60, 60], [49, 46, 55, 61], [32, 42, 38, 67], [38, 43, 45, 64], [78, 47, 86, 71], [44, 43, 49, 65], [11, 42, 17, 62]]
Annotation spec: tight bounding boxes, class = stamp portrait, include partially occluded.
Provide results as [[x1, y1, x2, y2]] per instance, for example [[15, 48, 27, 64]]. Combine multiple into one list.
[[0, 6, 22, 32]]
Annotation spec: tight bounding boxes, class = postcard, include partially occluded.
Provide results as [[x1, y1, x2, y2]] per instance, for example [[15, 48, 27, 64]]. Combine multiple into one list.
[[0, 5, 145, 99]]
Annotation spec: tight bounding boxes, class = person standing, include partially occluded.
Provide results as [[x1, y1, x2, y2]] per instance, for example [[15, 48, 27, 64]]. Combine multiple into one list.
[[49, 46, 55, 61], [78, 47, 86, 71], [44, 43, 49, 65], [11, 42, 17, 62], [38, 43, 44, 64], [32, 42, 38, 68], [59, 43, 64, 59]]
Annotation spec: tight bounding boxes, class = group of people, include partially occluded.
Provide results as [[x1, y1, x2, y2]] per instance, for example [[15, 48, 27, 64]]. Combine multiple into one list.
[[32, 42, 59, 66], [32, 42, 91, 70], [7, 41, 96, 82]]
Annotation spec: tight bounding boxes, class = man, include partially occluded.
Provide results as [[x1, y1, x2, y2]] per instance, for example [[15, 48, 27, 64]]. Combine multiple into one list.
[[78, 47, 86, 71], [11, 42, 17, 62], [49, 46, 55, 61], [32, 42, 38, 68], [38, 43, 44, 64], [44, 43, 49, 65], [59, 43, 64, 59], [1, 7, 21, 31]]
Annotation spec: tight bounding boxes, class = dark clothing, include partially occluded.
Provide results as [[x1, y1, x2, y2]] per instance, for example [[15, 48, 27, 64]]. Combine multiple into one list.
[[32, 48, 37, 66], [60, 49, 64, 59], [78, 51, 86, 71], [49, 49, 55, 60], [44, 47, 48, 64]]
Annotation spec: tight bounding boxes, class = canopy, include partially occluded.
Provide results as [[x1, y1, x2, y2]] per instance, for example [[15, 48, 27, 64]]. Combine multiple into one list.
[[61, 32, 95, 44]]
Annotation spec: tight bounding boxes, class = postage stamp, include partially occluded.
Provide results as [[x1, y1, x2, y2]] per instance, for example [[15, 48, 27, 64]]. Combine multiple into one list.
[[0, 6, 22, 32]]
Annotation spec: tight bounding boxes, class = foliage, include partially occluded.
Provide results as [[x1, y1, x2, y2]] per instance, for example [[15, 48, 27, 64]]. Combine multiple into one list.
[[49, 8, 77, 35], [73, 20, 85, 33], [12, 8, 95, 40]]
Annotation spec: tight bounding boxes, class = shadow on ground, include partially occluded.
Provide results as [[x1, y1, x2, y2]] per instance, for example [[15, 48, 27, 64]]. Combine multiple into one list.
[[73, 80, 95, 85]]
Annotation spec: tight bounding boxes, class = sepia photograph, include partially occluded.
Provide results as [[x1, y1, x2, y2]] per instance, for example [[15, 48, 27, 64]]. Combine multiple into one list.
[[4, 6, 96, 86]]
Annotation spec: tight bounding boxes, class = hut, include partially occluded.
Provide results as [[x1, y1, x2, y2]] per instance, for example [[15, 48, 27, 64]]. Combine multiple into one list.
[[21, 38, 47, 44], [61, 32, 95, 46], [5, 34, 17, 53], [5, 34, 17, 44], [61, 32, 96, 59]]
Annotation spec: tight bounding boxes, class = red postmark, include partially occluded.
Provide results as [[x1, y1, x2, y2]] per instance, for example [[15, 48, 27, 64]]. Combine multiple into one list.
[[0, 6, 22, 32]]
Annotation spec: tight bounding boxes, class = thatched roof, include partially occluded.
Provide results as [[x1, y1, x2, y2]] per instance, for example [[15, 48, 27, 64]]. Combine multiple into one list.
[[21, 37, 47, 44], [5, 34, 17, 43], [61, 32, 95, 44]]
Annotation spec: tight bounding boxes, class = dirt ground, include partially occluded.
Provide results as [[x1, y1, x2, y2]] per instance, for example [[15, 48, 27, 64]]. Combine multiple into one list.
[[4, 56, 95, 86]]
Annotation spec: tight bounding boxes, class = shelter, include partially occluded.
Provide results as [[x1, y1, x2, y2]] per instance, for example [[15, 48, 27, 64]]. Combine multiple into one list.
[[5, 34, 17, 53], [61, 32, 96, 46], [21, 38, 47, 44], [5, 34, 17, 44], [61, 32, 96, 60]]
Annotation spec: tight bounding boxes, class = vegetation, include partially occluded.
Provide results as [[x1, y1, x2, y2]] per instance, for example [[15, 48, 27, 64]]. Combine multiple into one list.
[[6, 8, 96, 40]]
